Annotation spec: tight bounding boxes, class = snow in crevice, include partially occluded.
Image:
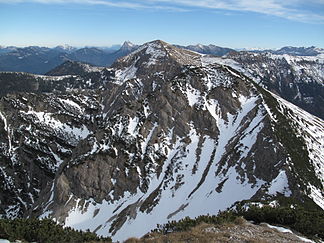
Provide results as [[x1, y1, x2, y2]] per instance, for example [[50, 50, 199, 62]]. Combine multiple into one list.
[[267, 170, 291, 197], [200, 93, 265, 185], [186, 86, 201, 107], [49, 147, 64, 168], [44, 182, 55, 211], [236, 109, 265, 161], [21, 109, 91, 144], [58, 98, 83, 113], [141, 122, 158, 158], [114, 59, 138, 85], [0, 111, 8, 131], [127, 116, 140, 136], [0, 110, 12, 154], [224, 66, 241, 78], [262, 100, 277, 122], [0, 167, 15, 191], [143, 99, 150, 118]]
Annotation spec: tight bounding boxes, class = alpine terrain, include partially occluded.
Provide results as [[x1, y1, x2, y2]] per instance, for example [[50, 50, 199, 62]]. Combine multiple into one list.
[[0, 40, 323, 241]]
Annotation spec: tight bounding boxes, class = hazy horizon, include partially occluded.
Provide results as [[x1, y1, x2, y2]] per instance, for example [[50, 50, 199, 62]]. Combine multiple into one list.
[[1, 0, 323, 49], [1, 40, 323, 50]]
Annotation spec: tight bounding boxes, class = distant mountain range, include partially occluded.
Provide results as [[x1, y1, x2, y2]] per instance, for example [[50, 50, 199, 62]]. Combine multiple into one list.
[[0, 41, 138, 74], [251, 46, 324, 56], [1, 43, 322, 74], [176, 44, 236, 56], [0, 46, 18, 54]]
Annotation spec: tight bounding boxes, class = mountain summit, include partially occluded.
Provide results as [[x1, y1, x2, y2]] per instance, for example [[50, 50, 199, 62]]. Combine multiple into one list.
[[120, 41, 136, 51]]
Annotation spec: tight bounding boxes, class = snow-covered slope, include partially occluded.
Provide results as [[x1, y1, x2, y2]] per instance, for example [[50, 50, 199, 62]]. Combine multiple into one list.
[[54, 90, 269, 241]]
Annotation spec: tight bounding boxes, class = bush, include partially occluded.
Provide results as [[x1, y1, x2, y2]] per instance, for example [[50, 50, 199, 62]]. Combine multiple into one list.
[[238, 205, 324, 239], [152, 211, 237, 234], [151, 205, 324, 240], [0, 218, 112, 243]]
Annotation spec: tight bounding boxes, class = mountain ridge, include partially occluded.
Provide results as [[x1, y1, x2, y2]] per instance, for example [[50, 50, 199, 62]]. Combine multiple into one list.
[[1, 43, 323, 74]]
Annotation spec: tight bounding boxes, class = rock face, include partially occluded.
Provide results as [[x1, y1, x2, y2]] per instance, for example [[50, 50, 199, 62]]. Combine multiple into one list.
[[0, 90, 102, 218], [0, 40, 323, 241]]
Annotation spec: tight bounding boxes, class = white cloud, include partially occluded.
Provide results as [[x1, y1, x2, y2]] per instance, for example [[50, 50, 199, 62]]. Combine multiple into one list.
[[1, 0, 323, 23]]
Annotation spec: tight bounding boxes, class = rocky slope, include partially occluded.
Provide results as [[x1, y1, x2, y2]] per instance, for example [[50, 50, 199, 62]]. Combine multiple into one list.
[[0, 40, 323, 242], [45, 60, 105, 76], [212, 52, 324, 119]]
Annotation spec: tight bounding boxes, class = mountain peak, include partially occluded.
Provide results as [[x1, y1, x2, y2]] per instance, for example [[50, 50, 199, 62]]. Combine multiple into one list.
[[180, 43, 235, 56], [54, 44, 76, 53], [120, 41, 136, 51], [113, 40, 201, 73], [122, 40, 135, 47], [197, 43, 204, 48], [145, 39, 176, 50]]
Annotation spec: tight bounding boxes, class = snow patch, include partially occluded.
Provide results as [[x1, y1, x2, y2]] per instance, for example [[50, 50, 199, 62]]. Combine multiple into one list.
[[265, 224, 315, 242], [145, 42, 166, 66], [21, 109, 90, 143], [115, 63, 138, 85], [267, 171, 291, 197]]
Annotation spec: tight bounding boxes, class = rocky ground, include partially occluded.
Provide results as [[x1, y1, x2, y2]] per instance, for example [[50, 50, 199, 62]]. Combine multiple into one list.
[[125, 218, 314, 243]]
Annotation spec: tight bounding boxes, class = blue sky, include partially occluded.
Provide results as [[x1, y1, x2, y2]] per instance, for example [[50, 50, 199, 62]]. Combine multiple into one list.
[[0, 0, 323, 48]]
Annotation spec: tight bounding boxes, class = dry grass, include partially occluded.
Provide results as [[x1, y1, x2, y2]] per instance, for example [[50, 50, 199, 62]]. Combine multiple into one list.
[[233, 216, 246, 225], [244, 239, 269, 243], [124, 219, 308, 243], [124, 237, 142, 243]]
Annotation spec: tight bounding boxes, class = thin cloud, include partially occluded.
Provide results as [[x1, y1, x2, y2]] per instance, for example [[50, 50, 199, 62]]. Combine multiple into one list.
[[0, 0, 186, 11], [1, 0, 323, 23], [149, 0, 324, 23]]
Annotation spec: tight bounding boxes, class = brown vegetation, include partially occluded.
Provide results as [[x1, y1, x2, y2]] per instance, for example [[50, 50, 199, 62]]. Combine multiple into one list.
[[125, 218, 310, 243]]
